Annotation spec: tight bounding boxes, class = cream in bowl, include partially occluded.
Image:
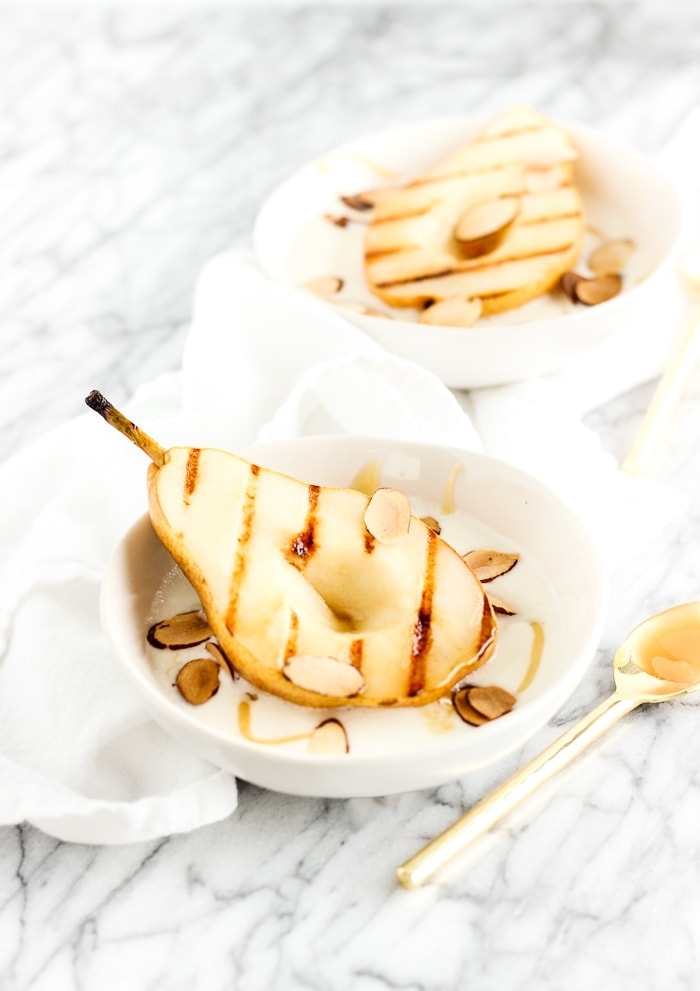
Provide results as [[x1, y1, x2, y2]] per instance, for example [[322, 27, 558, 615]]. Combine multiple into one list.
[[253, 107, 681, 389], [100, 430, 608, 798]]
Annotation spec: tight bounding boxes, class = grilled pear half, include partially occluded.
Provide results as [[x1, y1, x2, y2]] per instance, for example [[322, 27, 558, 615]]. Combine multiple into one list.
[[362, 106, 584, 317], [87, 392, 496, 708]]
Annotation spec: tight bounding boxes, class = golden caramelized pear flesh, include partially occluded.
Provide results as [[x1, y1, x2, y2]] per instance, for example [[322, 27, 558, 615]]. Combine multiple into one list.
[[86, 391, 496, 708], [361, 106, 584, 317]]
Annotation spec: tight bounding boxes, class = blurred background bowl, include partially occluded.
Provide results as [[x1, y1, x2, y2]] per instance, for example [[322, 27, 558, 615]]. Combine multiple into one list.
[[254, 115, 682, 389]]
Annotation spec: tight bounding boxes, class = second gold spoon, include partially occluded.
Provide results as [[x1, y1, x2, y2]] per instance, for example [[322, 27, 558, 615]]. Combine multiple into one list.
[[397, 600, 700, 889], [621, 246, 700, 475]]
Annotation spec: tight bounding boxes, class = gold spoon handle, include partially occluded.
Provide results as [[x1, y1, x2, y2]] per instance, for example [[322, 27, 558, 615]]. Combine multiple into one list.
[[621, 304, 700, 476], [396, 692, 640, 889]]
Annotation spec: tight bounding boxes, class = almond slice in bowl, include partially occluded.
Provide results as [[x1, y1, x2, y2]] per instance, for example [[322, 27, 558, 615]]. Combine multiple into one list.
[[419, 297, 482, 327]]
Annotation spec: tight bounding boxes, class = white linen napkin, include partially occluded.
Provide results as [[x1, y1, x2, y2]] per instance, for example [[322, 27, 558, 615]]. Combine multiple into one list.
[[0, 272, 488, 845], [0, 113, 695, 845]]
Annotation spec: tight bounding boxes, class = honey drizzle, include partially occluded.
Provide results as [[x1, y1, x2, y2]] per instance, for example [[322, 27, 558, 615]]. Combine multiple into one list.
[[349, 458, 382, 496], [237, 701, 311, 747], [517, 621, 545, 693], [440, 464, 464, 514], [632, 603, 700, 684]]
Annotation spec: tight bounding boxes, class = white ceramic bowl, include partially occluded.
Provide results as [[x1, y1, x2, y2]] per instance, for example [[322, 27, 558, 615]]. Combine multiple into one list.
[[253, 115, 681, 389], [101, 434, 608, 798]]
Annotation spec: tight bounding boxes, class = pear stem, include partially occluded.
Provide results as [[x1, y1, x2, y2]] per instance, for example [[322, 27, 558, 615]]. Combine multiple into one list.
[[85, 390, 166, 467]]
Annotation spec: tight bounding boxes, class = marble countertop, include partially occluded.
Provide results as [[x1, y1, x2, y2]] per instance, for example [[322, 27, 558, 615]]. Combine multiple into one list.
[[3, 4, 700, 989]]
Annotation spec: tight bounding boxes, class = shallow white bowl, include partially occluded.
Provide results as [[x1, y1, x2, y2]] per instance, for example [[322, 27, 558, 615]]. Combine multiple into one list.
[[101, 434, 608, 798], [253, 115, 681, 389]]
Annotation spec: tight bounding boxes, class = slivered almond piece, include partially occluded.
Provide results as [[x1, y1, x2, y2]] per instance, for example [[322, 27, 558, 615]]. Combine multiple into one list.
[[341, 193, 374, 211], [575, 273, 622, 306], [147, 610, 212, 649], [453, 687, 490, 726], [463, 549, 519, 582], [453, 198, 520, 259], [487, 593, 516, 616], [364, 487, 411, 543], [206, 641, 238, 680], [324, 214, 350, 228], [175, 658, 220, 705], [453, 684, 516, 725], [419, 296, 482, 327], [301, 275, 344, 298], [283, 654, 365, 697], [420, 515, 442, 535], [308, 718, 350, 754], [560, 270, 584, 302], [588, 238, 635, 276], [468, 685, 516, 719]]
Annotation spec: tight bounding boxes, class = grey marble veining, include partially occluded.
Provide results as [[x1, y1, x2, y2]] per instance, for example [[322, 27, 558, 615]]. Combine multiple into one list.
[[2, 4, 700, 990]]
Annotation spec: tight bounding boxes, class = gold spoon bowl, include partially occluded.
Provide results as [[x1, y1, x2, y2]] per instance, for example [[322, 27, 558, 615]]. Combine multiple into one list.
[[397, 600, 700, 889]]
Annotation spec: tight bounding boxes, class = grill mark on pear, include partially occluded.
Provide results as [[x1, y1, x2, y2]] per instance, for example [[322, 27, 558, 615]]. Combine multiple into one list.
[[349, 638, 364, 672], [225, 464, 260, 632], [406, 153, 543, 186], [369, 206, 435, 227], [289, 485, 320, 566], [184, 448, 201, 503], [284, 611, 299, 661], [375, 244, 580, 288], [367, 201, 577, 236], [408, 531, 437, 696]]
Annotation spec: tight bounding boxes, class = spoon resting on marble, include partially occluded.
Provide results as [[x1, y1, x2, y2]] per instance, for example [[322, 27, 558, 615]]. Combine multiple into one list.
[[397, 600, 700, 889]]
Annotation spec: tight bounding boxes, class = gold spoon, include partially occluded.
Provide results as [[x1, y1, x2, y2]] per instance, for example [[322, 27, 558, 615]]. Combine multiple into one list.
[[621, 247, 700, 475], [397, 600, 700, 889]]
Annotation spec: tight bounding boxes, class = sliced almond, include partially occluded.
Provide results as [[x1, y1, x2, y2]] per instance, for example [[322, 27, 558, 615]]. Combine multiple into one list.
[[340, 193, 374, 212], [453, 687, 490, 726], [453, 198, 520, 259], [575, 273, 622, 306], [419, 296, 482, 327], [147, 610, 212, 650], [462, 549, 519, 583], [206, 641, 238, 680], [487, 593, 516, 616], [324, 214, 350, 228], [560, 270, 584, 302], [364, 487, 411, 543], [301, 275, 344, 298], [175, 658, 220, 705], [588, 238, 635, 276], [453, 684, 516, 725], [468, 685, 516, 720], [283, 654, 365, 697], [420, 515, 442, 535], [308, 718, 350, 755]]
